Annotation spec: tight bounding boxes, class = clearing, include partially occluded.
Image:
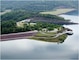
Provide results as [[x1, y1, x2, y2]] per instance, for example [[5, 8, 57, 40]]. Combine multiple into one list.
[[40, 8, 76, 15]]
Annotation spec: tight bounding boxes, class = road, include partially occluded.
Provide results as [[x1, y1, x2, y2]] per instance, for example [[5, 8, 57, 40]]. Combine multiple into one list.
[[0, 31, 38, 41]]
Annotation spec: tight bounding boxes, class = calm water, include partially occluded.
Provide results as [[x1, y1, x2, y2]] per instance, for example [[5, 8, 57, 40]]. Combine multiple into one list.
[[0, 15, 79, 60], [64, 10, 78, 16]]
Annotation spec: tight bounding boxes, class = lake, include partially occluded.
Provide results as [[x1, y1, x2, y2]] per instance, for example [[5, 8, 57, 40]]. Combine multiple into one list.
[[0, 14, 79, 60]]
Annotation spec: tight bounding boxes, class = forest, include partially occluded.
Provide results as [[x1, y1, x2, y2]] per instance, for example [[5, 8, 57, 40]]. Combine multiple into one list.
[[1, 10, 66, 22], [1, 10, 64, 34], [1, 20, 61, 34], [1, 0, 78, 34]]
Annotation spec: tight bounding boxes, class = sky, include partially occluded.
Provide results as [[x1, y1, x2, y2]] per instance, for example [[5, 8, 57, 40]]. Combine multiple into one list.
[[1, 0, 78, 1]]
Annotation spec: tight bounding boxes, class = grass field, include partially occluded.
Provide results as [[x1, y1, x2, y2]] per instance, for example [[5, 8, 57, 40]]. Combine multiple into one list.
[[29, 32, 67, 43], [40, 8, 76, 15], [17, 21, 36, 27]]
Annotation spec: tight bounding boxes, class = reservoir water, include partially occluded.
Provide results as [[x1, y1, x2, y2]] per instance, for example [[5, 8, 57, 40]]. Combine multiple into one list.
[[0, 14, 79, 60]]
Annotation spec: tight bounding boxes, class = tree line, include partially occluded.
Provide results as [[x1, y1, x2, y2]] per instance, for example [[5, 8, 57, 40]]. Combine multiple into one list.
[[1, 1, 78, 12], [1, 20, 61, 34]]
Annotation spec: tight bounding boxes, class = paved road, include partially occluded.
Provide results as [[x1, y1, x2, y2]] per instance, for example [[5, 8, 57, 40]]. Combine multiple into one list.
[[0, 31, 37, 41]]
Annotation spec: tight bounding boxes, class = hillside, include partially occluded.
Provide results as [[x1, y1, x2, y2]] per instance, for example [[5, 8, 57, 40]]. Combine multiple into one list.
[[1, 1, 78, 12]]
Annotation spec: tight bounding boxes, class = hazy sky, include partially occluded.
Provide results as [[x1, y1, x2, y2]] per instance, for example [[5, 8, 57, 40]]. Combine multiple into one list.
[[1, 0, 78, 1]]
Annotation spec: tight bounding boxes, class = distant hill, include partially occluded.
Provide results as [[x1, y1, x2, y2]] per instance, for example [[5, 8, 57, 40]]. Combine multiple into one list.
[[1, 1, 78, 12]]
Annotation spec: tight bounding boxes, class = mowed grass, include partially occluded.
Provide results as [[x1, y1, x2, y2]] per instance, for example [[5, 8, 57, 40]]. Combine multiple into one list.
[[16, 22, 24, 27], [40, 8, 76, 15], [16, 21, 36, 27], [35, 32, 56, 37], [29, 32, 67, 43]]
